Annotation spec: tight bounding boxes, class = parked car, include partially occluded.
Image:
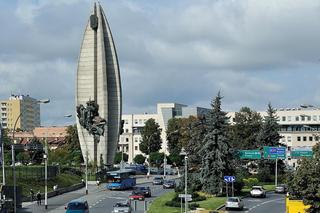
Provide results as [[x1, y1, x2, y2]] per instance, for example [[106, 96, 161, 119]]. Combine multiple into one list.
[[129, 190, 145, 201], [112, 201, 131, 213], [225, 197, 244, 210], [163, 180, 176, 189], [152, 177, 164, 185], [65, 199, 89, 213], [250, 186, 266, 198], [133, 186, 151, 197], [275, 184, 287, 193]]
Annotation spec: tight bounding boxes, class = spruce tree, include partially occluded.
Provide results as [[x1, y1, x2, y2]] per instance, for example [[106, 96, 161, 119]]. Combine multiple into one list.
[[257, 103, 282, 182], [139, 118, 162, 155], [200, 92, 233, 195]]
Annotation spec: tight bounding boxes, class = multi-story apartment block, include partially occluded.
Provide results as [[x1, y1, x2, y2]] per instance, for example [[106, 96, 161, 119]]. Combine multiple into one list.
[[0, 94, 40, 131], [119, 103, 210, 163]]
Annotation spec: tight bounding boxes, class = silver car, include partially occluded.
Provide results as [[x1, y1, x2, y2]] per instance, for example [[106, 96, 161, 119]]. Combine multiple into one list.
[[112, 201, 131, 213], [225, 197, 244, 210], [250, 186, 266, 198]]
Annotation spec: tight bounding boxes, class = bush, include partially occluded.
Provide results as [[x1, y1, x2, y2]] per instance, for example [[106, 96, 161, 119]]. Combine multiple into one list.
[[165, 200, 181, 207], [189, 203, 199, 210], [133, 154, 146, 164], [243, 177, 259, 188]]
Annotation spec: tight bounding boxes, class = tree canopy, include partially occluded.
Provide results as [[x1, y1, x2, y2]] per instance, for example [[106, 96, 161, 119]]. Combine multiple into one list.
[[139, 119, 162, 155]]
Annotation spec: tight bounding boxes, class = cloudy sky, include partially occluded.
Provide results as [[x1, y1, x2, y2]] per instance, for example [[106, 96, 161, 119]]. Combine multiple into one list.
[[1, 0, 320, 125]]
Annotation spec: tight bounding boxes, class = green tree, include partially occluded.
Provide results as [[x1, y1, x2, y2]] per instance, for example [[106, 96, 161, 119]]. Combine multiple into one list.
[[257, 103, 281, 147], [166, 118, 181, 157], [140, 119, 162, 155], [257, 103, 282, 181], [114, 152, 128, 164], [230, 107, 263, 150], [200, 92, 234, 195], [288, 143, 320, 212], [149, 152, 164, 167], [133, 154, 146, 164], [16, 152, 30, 164]]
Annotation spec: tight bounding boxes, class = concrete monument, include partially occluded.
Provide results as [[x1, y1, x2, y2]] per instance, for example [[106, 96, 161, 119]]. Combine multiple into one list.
[[76, 2, 122, 166]]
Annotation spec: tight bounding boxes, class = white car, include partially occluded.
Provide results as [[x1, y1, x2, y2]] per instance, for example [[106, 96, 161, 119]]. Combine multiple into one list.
[[225, 197, 244, 210], [250, 186, 266, 198]]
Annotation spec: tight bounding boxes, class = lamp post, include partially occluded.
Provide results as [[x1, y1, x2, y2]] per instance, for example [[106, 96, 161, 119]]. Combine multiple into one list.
[[11, 98, 49, 213], [180, 147, 188, 213], [45, 114, 72, 209]]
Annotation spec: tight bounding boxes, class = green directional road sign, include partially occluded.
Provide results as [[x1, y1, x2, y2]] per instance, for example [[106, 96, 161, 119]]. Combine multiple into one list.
[[291, 150, 313, 158], [239, 150, 261, 159], [263, 146, 286, 159]]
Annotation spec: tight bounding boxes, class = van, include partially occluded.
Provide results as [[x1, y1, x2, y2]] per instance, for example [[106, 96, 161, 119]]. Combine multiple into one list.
[[65, 199, 89, 213]]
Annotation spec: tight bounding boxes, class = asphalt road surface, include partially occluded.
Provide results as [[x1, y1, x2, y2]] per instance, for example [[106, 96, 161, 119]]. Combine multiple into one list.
[[225, 192, 286, 213], [19, 181, 174, 213]]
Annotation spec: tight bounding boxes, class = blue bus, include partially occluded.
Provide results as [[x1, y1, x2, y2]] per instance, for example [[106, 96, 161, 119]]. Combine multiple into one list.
[[106, 169, 136, 190]]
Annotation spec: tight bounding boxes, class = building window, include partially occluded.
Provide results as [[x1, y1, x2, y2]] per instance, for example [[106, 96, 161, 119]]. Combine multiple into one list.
[[125, 120, 129, 124], [134, 119, 138, 124], [125, 129, 129, 133], [135, 137, 138, 142], [288, 116, 291, 122], [308, 116, 311, 121], [295, 116, 299, 121], [282, 116, 286, 122], [126, 138, 129, 142], [313, 115, 317, 121], [303, 136, 307, 141], [301, 116, 305, 121], [135, 146, 138, 150], [287, 136, 292, 142], [309, 136, 313, 141], [297, 136, 301, 141]]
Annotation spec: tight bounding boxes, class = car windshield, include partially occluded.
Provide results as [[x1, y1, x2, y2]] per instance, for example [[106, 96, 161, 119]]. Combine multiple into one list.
[[154, 177, 162, 180], [132, 191, 143, 195], [114, 203, 129, 207], [252, 187, 262, 190], [67, 202, 86, 210], [139, 187, 149, 190], [228, 197, 239, 202]]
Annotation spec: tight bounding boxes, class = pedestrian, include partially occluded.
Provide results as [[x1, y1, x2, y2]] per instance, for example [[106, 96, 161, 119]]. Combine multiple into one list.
[[81, 179, 85, 186], [30, 189, 34, 202], [36, 191, 41, 206]]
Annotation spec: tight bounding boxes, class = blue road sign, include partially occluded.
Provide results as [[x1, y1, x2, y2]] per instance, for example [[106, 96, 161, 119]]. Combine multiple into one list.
[[224, 176, 236, 183]]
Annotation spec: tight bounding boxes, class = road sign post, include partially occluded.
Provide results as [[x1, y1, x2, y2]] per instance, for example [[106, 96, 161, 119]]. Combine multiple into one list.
[[224, 176, 235, 198], [226, 182, 228, 198]]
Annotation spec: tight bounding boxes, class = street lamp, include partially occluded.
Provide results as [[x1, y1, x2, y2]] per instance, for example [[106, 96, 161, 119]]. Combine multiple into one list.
[[11, 98, 50, 213], [180, 147, 188, 213], [45, 114, 72, 209]]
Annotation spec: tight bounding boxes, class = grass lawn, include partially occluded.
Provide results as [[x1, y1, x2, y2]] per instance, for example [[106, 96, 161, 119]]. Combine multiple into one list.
[[148, 192, 226, 213]]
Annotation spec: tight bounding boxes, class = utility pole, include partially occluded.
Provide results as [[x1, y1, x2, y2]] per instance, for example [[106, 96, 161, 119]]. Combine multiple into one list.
[[275, 158, 278, 187], [11, 144, 16, 213], [86, 150, 88, 194]]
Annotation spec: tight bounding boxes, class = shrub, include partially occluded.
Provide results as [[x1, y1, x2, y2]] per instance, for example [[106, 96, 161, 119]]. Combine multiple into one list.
[[189, 203, 199, 210], [243, 177, 259, 188]]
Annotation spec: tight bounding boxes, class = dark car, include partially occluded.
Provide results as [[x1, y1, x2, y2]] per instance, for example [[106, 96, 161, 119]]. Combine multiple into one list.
[[133, 186, 151, 197], [163, 180, 176, 189], [152, 177, 164, 185], [129, 190, 145, 201], [275, 184, 287, 193]]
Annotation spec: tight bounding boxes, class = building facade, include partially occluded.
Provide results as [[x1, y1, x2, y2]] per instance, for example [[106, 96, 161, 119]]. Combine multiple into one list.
[[228, 107, 320, 168], [0, 94, 40, 131], [7, 126, 68, 150], [76, 2, 122, 166], [119, 103, 210, 163]]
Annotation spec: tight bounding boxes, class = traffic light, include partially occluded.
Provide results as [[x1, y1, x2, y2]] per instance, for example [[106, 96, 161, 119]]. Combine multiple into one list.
[[120, 120, 125, 135]]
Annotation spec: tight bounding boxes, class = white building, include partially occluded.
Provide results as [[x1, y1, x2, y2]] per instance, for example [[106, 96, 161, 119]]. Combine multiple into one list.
[[228, 107, 320, 168], [119, 103, 210, 163], [120, 103, 320, 167]]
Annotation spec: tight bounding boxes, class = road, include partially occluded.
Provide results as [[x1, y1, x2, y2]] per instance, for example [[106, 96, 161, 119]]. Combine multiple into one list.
[[225, 192, 286, 213], [19, 179, 175, 213]]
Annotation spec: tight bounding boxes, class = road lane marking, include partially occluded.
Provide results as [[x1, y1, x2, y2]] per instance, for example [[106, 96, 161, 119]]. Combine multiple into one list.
[[246, 197, 285, 212]]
